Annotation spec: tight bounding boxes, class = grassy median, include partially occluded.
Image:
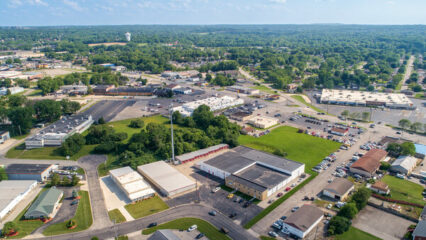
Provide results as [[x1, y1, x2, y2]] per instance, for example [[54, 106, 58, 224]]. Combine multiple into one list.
[[108, 209, 127, 223], [142, 217, 230, 240]]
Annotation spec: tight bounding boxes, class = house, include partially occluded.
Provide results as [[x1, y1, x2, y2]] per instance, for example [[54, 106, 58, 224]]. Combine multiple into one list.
[[322, 178, 354, 201], [241, 126, 255, 135], [413, 220, 426, 240], [369, 181, 390, 195], [24, 187, 63, 219], [350, 149, 388, 177], [390, 155, 418, 175], [0, 131, 10, 144], [281, 205, 324, 239], [330, 127, 349, 136]]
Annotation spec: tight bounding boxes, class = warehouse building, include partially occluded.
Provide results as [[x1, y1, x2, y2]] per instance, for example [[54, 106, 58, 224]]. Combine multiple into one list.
[[282, 204, 324, 239], [110, 167, 155, 202], [350, 149, 388, 177], [138, 161, 196, 197], [330, 127, 348, 136], [25, 114, 94, 149], [390, 155, 418, 175], [322, 178, 354, 201], [6, 164, 57, 182], [247, 116, 279, 129], [173, 96, 244, 117], [59, 85, 88, 96], [228, 111, 253, 121], [24, 187, 63, 219], [319, 89, 415, 109], [227, 86, 260, 95], [175, 144, 228, 164], [198, 146, 304, 200], [0, 180, 37, 220]]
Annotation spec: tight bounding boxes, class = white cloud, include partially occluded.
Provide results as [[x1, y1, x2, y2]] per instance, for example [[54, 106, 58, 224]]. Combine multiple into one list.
[[386, 1, 396, 5], [63, 0, 84, 11], [7, 0, 23, 8], [270, 0, 287, 3], [30, 0, 48, 6]]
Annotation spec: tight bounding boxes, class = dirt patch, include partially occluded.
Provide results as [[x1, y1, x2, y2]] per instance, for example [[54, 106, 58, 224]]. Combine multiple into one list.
[[88, 42, 127, 47]]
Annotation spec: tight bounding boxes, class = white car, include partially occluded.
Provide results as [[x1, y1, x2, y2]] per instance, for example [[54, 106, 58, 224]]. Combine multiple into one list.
[[326, 204, 332, 209], [188, 225, 198, 232], [211, 187, 221, 193]]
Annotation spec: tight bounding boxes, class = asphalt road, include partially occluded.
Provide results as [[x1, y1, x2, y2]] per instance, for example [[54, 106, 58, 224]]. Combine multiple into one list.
[[27, 204, 257, 240], [84, 100, 136, 122]]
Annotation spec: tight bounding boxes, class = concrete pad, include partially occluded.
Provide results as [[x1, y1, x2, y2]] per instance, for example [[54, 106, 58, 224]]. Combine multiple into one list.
[[99, 176, 131, 211]]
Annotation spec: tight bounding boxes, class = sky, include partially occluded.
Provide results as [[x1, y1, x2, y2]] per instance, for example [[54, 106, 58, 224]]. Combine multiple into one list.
[[0, 0, 425, 26]]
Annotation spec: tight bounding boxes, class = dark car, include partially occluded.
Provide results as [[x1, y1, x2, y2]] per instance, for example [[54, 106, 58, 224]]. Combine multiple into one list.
[[196, 233, 205, 239], [208, 210, 217, 216], [280, 215, 287, 220], [221, 227, 229, 234], [238, 198, 244, 203], [71, 200, 79, 205], [229, 212, 237, 218], [148, 222, 157, 228]]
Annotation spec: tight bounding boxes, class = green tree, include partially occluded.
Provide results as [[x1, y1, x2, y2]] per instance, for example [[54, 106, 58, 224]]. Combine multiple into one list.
[[205, 73, 212, 81], [51, 173, 60, 186], [2, 221, 19, 235], [341, 110, 349, 118], [129, 119, 144, 128], [337, 203, 358, 219], [8, 95, 27, 107], [71, 175, 80, 186], [327, 216, 351, 235], [34, 99, 62, 123], [172, 111, 183, 125], [8, 106, 34, 135], [62, 175, 71, 186], [401, 142, 416, 156], [398, 119, 411, 130], [380, 162, 391, 171], [0, 167, 7, 181], [192, 105, 214, 129], [361, 112, 370, 122], [410, 122, 423, 133], [98, 117, 106, 124], [351, 187, 371, 211], [59, 133, 86, 156]]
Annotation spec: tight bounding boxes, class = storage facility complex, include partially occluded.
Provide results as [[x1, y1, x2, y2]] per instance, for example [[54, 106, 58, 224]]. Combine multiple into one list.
[[172, 96, 244, 117], [25, 114, 94, 149], [281, 204, 324, 239], [0, 180, 37, 220], [390, 155, 418, 175], [6, 164, 57, 182], [138, 161, 196, 197], [24, 187, 63, 220], [350, 149, 388, 177], [319, 89, 415, 109], [110, 167, 155, 202], [322, 178, 354, 201], [198, 146, 304, 200], [175, 144, 229, 164]]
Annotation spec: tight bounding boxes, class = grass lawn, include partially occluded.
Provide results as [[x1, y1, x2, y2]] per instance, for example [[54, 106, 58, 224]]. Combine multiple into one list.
[[28, 89, 43, 96], [238, 126, 341, 173], [108, 209, 126, 223], [260, 236, 276, 240], [334, 227, 381, 240], [11, 132, 30, 140], [251, 85, 277, 94], [124, 196, 169, 219], [6, 144, 97, 161], [142, 217, 230, 240], [6, 188, 48, 239], [43, 191, 92, 236], [291, 95, 328, 114], [382, 175, 426, 206]]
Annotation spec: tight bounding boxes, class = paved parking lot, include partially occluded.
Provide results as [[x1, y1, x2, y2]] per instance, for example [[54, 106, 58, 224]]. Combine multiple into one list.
[[353, 206, 414, 240], [84, 100, 137, 122]]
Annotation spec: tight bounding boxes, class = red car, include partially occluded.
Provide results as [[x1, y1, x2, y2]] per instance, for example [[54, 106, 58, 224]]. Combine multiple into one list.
[[277, 192, 283, 197], [285, 187, 291, 192]]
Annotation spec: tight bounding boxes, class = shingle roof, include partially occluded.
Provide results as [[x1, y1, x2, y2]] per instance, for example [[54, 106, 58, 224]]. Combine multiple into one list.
[[24, 187, 63, 218], [414, 220, 426, 237], [323, 178, 354, 196], [284, 205, 323, 232], [371, 181, 389, 192], [350, 149, 387, 174]]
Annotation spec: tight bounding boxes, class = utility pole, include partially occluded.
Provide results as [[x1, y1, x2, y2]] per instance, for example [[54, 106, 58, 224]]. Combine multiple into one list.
[[170, 104, 175, 163]]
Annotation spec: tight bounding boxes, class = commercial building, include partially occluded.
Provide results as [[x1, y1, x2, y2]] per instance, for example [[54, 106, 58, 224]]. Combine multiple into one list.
[[390, 155, 418, 175], [137, 161, 196, 197], [25, 114, 94, 149], [330, 127, 348, 136], [228, 111, 253, 121], [369, 181, 390, 195], [319, 89, 415, 109], [281, 204, 324, 239], [0, 180, 37, 220], [413, 220, 426, 240], [227, 86, 260, 95], [106, 87, 155, 96], [6, 164, 57, 182], [350, 149, 387, 177], [0, 131, 10, 144], [149, 229, 192, 240], [93, 85, 115, 95], [173, 96, 244, 117], [59, 85, 88, 96], [24, 187, 63, 219], [247, 116, 279, 129], [0, 86, 25, 95], [175, 144, 228, 164], [322, 178, 354, 201], [198, 146, 304, 200], [110, 167, 155, 202]]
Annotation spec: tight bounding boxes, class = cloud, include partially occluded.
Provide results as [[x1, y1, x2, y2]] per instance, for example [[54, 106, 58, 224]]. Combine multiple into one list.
[[386, 1, 396, 5], [63, 0, 84, 11], [29, 0, 48, 6], [270, 0, 287, 3], [7, 0, 23, 8]]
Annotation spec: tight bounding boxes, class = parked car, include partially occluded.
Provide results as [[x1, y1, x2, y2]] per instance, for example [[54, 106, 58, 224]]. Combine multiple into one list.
[[229, 212, 237, 218], [238, 198, 244, 204], [196, 233, 205, 239], [285, 187, 291, 191], [208, 210, 217, 216], [221, 227, 229, 234], [396, 174, 405, 179], [277, 193, 283, 197], [148, 222, 157, 228], [291, 206, 299, 212], [211, 187, 221, 193], [327, 204, 332, 209], [188, 225, 198, 232], [71, 200, 79, 205], [268, 231, 278, 238], [227, 193, 234, 199]]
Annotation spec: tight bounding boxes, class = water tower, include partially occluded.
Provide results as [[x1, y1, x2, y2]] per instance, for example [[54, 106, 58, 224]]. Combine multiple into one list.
[[125, 32, 131, 42]]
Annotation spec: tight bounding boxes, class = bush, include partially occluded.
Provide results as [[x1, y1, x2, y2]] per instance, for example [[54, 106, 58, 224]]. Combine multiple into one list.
[[59, 133, 86, 156], [380, 162, 391, 171], [95, 142, 118, 154], [273, 149, 287, 157], [66, 220, 76, 228], [328, 216, 351, 235], [2, 221, 19, 236], [129, 119, 144, 128], [351, 187, 371, 211], [337, 202, 358, 219]]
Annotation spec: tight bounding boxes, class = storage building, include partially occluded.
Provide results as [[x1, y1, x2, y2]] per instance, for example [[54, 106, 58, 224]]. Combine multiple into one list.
[[350, 149, 387, 177], [247, 116, 278, 129], [330, 127, 348, 136], [175, 144, 228, 164], [138, 161, 196, 197], [390, 155, 418, 175], [282, 204, 324, 239], [6, 164, 57, 182], [110, 167, 155, 202], [24, 187, 63, 219], [0, 180, 37, 220], [322, 178, 354, 201]]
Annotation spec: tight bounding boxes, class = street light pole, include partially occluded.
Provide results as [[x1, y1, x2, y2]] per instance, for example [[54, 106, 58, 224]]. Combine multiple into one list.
[[170, 104, 175, 163]]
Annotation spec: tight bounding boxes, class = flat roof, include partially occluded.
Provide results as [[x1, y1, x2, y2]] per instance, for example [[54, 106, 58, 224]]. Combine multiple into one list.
[[202, 151, 255, 174], [233, 164, 289, 191], [110, 167, 143, 184], [6, 164, 52, 174], [176, 144, 228, 162], [320, 89, 413, 106], [0, 180, 37, 213], [415, 144, 426, 155], [284, 204, 323, 232], [137, 161, 195, 195]]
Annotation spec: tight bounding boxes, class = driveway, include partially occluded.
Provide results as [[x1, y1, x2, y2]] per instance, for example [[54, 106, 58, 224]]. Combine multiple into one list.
[[78, 155, 113, 230], [353, 206, 414, 240]]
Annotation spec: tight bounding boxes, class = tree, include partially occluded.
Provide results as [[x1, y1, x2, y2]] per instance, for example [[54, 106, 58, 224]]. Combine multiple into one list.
[[361, 112, 370, 122], [71, 175, 80, 186], [0, 167, 7, 181], [8, 106, 34, 135], [91, 237, 99, 240], [341, 110, 349, 117], [192, 105, 214, 129], [172, 111, 183, 125], [410, 122, 423, 133], [8, 95, 27, 107], [401, 142, 416, 156], [2, 221, 19, 235], [380, 162, 391, 171], [337, 203, 358, 219], [62, 175, 71, 186], [98, 117, 105, 124], [205, 73, 212, 81], [129, 119, 144, 128], [327, 216, 351, 235], [34, 99, 62, 123], [351, 187, 371, 211], [59, 133, 86, 156], [66, 220, 76, 228], [398, 119, 411, 130], [273, 149, 287, 157], [61, 99, 81, 115], [51, 173, 60, 186]]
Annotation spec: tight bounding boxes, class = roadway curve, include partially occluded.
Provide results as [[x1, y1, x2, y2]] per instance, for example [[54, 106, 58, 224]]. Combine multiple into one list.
[[27, 204, 257, 240]]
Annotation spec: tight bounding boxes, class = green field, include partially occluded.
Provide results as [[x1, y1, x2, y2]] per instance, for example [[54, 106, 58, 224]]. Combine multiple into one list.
[[108, 209, 126, 223], [382, 175, 426, 206], [251, 85, 277, 94], [43, 191, 92, 236], [124, 196, 169, 219], [238, 126, 341, 173], [6, 144, 97, 160], [142, 218, 231, 240], [291, 95, 327, 114], [335, 227, 381, 240]]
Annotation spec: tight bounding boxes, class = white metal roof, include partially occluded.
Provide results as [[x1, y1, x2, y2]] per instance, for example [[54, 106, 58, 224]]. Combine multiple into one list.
[[110, 167, 143, 184], [391, 155, 418, 171], [320, 89, 413, 106], [0, 180, 37, 214]]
